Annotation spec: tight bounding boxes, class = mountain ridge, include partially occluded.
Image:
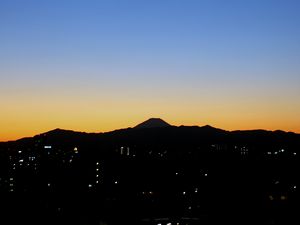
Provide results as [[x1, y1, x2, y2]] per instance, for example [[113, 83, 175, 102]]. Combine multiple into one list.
[[0, 118, 300, 143]]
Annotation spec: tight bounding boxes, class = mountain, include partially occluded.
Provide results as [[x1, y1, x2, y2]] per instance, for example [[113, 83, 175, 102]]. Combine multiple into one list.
[[134, 118, 172, 129], [1, 118, 300, 149]]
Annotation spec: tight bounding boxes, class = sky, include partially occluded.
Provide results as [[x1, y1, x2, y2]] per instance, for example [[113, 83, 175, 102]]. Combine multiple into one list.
[[1, 0, 300, 141]]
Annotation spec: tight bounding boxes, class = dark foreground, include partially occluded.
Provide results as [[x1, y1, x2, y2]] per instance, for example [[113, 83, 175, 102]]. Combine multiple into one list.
[[0, 125, 299, 224]]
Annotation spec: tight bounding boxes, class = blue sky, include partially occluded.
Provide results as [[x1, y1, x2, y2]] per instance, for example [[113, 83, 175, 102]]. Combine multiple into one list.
[[1, 0, 300, 140]]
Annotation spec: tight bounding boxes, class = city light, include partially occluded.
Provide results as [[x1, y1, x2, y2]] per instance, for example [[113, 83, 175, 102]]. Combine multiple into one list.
[[280, 195, 287, 201]]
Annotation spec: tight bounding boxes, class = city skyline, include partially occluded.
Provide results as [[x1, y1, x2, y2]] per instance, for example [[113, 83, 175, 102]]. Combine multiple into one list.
[[1, 0, 300, 141]]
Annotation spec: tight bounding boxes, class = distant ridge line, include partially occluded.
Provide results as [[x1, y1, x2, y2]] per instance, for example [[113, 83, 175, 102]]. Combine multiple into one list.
[[1, 118, 299, 143]]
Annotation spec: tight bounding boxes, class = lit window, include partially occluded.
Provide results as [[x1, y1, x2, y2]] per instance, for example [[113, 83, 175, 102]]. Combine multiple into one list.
[[280, 195, 287, 201]]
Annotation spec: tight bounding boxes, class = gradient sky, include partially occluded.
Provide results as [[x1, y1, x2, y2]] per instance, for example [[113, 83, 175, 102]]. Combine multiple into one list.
[[1, 0, 300, 141]]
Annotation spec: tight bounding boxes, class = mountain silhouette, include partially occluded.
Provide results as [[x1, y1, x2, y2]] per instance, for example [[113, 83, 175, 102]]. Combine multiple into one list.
[[0, 118, 300, 149], [134, 118, 172, 129]]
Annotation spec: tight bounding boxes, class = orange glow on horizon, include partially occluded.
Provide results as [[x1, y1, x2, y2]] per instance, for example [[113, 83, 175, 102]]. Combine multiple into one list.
[[1, 88, 299, 142], [1, 116, 299, 142]]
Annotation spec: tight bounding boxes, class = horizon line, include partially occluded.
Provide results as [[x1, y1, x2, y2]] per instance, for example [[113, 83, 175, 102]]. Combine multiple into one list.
[[1, 118, 299, 142]]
